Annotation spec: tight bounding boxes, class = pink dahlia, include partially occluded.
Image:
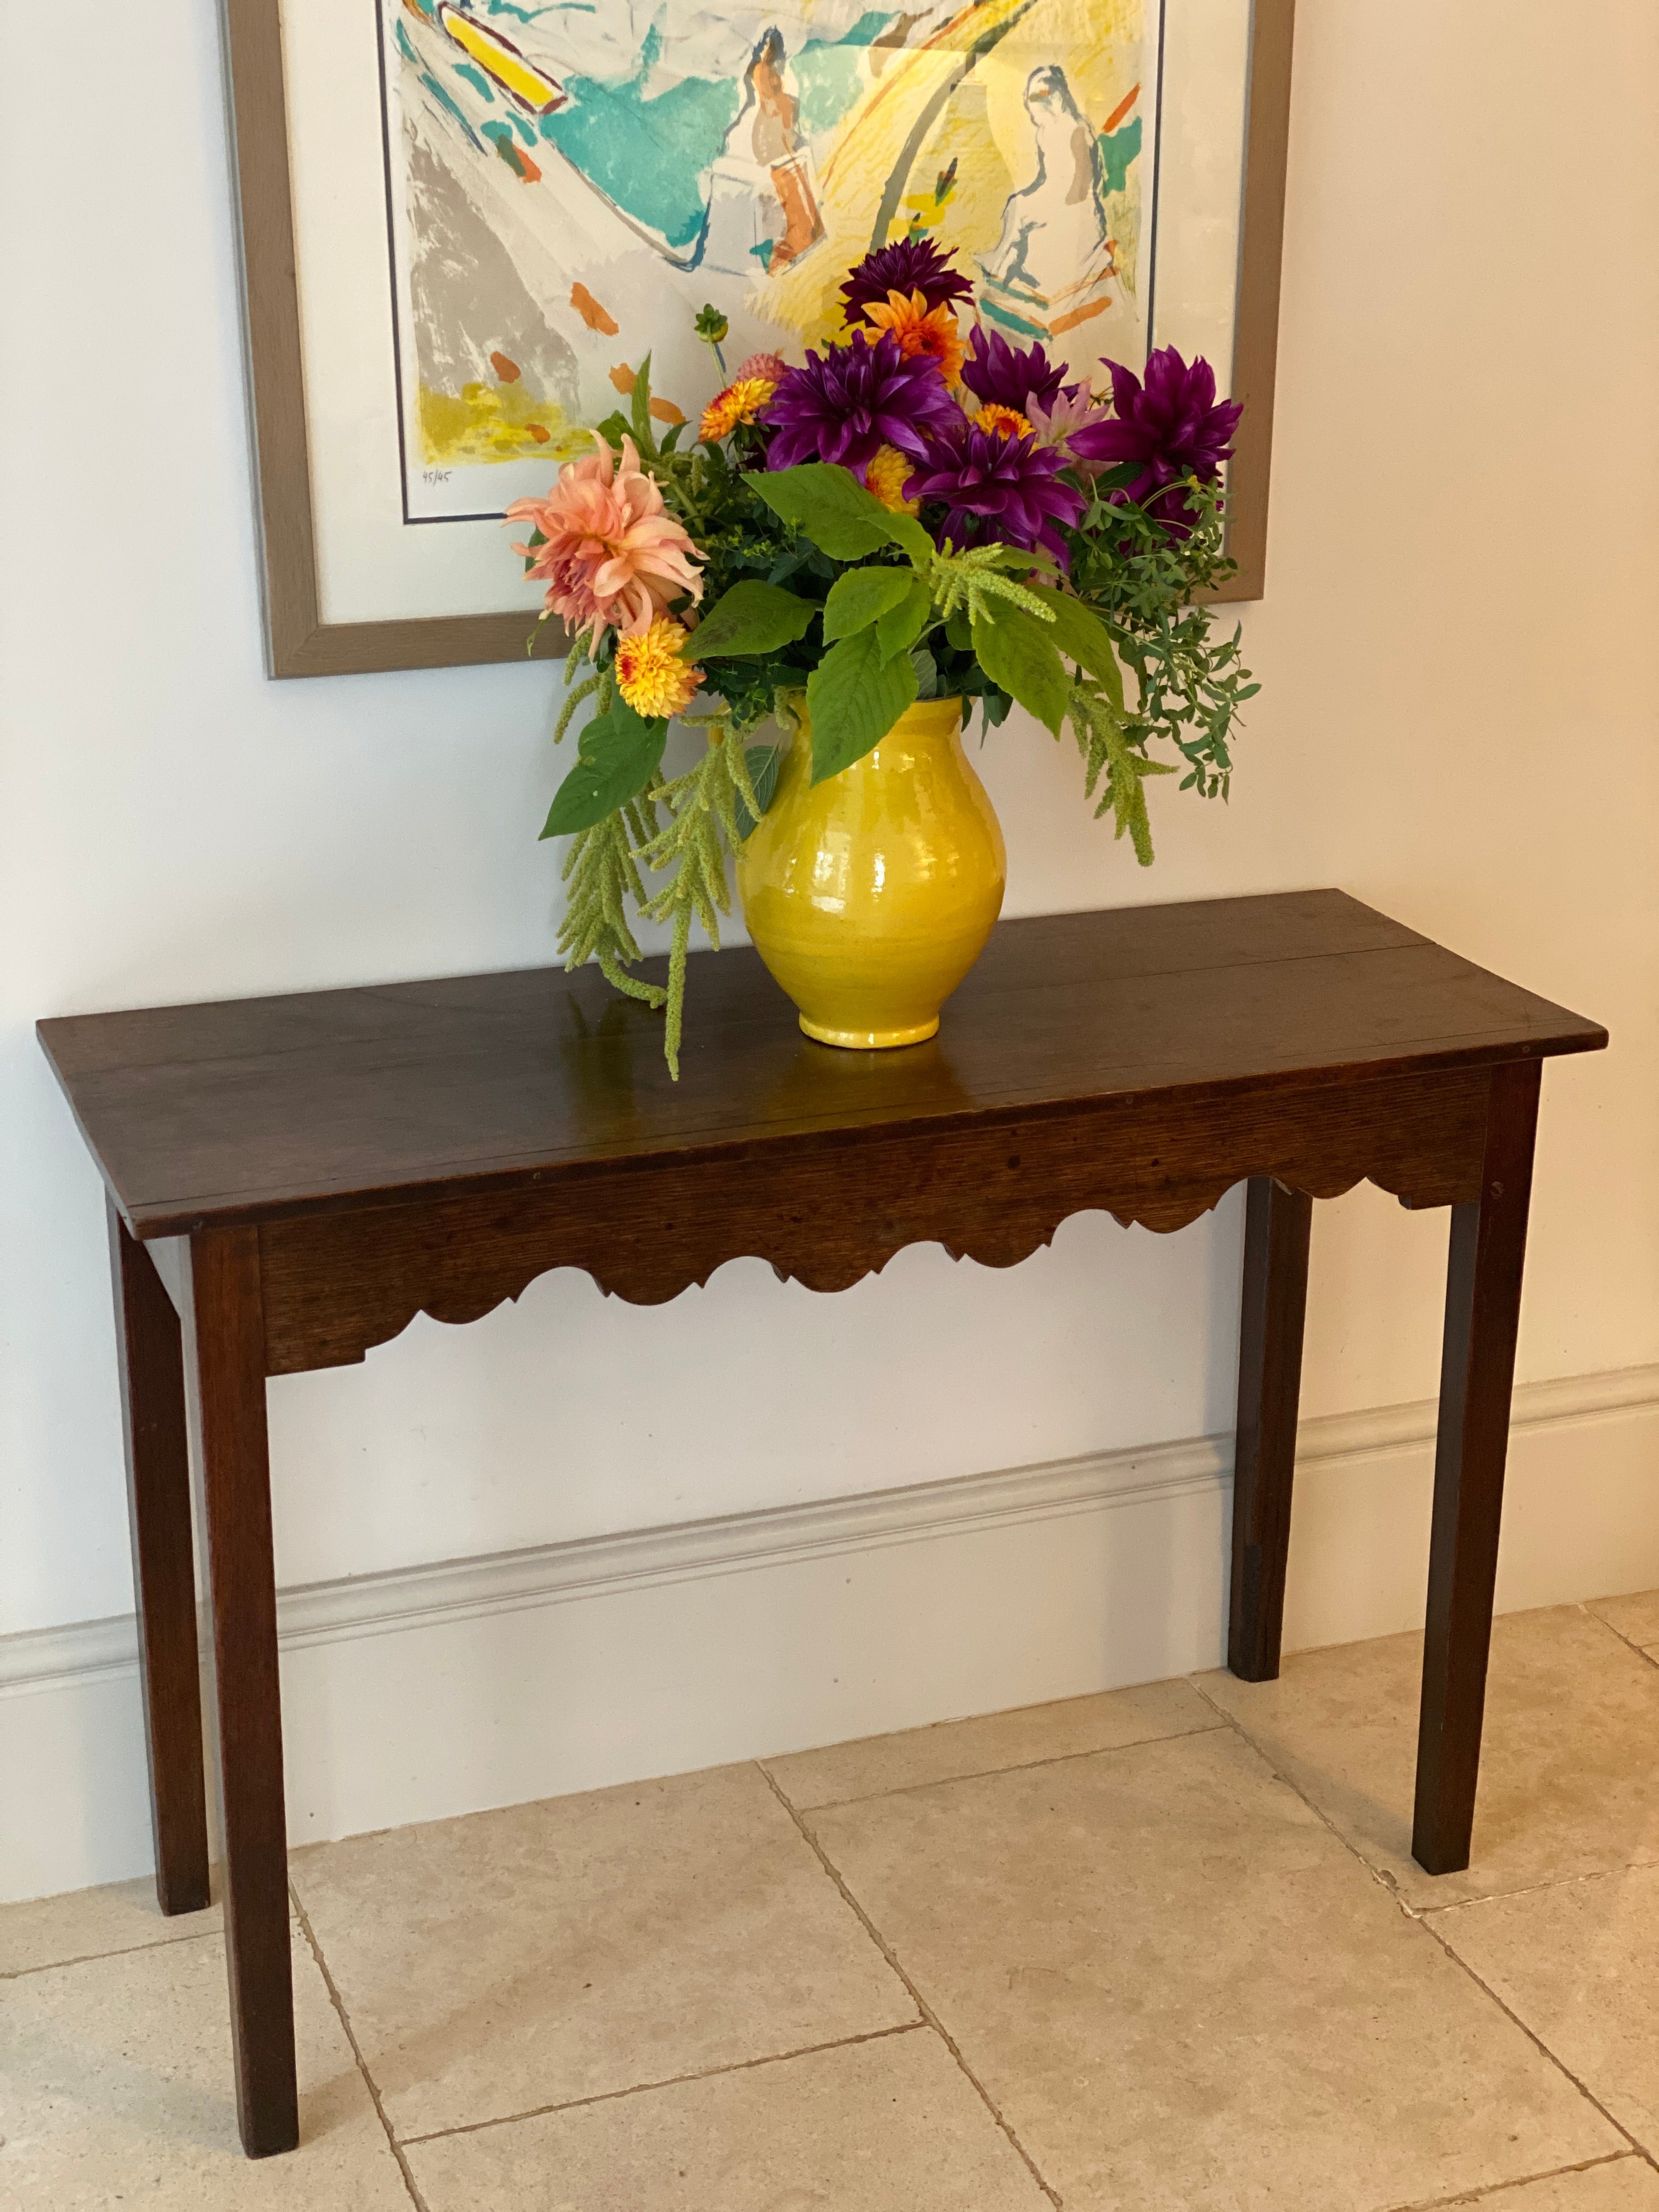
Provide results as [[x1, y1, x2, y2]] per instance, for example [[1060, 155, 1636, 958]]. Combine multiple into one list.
[[732, 350, 790, 388], [505, 434, 703, 647]]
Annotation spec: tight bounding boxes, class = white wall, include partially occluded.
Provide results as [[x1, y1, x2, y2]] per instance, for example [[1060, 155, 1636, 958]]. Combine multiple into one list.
[[3, 4, 1657, 1892]]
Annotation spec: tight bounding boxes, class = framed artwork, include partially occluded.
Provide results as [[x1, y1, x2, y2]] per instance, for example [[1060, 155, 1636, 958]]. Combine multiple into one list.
[[224, 0, 1294, 678]]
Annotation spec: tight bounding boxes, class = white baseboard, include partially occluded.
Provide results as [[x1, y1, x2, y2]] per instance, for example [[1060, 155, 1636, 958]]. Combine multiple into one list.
[[5, 1365, 1658, 1905]]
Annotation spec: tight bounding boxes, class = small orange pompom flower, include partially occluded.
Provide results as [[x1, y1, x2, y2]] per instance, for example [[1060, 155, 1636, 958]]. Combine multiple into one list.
[[614, 618, 701, 720], [858, 288, 966, 386], [865, 444, 920, 515], [974, 403, 1033, 442], [698, 375, 777, 444]]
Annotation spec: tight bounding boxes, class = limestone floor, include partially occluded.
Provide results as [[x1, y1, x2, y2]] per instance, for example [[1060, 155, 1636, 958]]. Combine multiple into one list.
[[8, 1596, 1659, 2209]]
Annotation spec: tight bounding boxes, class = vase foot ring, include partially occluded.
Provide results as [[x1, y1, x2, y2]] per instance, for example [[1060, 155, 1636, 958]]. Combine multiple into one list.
[[799, 1014, 940, 1051]]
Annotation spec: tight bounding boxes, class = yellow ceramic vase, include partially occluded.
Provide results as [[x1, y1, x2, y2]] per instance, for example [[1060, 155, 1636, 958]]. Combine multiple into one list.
[[737, 696, 1007, 1049]]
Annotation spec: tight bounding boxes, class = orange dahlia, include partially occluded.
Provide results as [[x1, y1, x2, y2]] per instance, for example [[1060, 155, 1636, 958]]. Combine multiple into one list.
[[505, 433, 703, 647], [973, 402, 1034, 442], [856, 288, 966, 386], [698, 375, 777, 444], [614, 618, 701, 720]]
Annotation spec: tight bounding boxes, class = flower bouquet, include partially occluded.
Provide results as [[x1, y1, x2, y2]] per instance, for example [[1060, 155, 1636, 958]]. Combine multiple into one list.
[[508, 236, 1257, 1074]]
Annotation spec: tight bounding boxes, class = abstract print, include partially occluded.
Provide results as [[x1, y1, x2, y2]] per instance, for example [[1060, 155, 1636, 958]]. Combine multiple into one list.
[[380, 1, 1154, 519]]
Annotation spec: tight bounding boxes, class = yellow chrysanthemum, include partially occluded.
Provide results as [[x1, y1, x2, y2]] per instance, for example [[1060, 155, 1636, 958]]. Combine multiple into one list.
[[974, 403, 1034, 442], [614, 618, 701, 720], [698, 375, 777, 444], [859, 288, 967, 386], [864, 444, 921, 516]]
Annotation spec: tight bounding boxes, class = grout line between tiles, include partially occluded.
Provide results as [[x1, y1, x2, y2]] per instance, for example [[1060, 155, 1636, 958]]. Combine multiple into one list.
[[399, 2019, 928, 2147], [1583, 1605, 1659, 1679], [0, 1920, 228, 1980], [759, 1760, 1063, 2209], [1189, 1680, 1659, 2179], [291, 1883, 435, 2212], [1423, 1861, 1659, 1919], [768, 1713, 1228, 1818], [1383, 2147, 1639, 2211], [1413, 1908, 1659, 2176]]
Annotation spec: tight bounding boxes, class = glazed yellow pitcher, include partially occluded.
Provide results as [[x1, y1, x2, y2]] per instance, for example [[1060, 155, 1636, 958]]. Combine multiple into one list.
[[736, 695, 1006, 1049]]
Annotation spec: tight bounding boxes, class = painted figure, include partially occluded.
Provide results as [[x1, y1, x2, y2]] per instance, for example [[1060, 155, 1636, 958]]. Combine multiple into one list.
[[981, 65, 1115, 339], [702, 30, 826, 276]]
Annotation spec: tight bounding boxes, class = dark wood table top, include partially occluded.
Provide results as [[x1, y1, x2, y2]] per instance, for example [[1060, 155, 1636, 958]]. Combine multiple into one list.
[[38, 892, 1606, 1240]]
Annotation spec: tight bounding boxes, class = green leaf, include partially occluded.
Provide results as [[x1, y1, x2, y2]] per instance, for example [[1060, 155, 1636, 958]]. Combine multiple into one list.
[[593, 410, 632, 454], [540, 700, 667, 838], [1024, 586, 1125, 712], [945, 606, 973, 652], [876, 574, 934, 664], [733, 743, 782, 839], [629, 353, 658, 459], [970, 603, 1069, 736], [686, 579, 818, 659], [806, 629, 919, 783], [744, 464, 928, 565], [822, 566, 913, 642]]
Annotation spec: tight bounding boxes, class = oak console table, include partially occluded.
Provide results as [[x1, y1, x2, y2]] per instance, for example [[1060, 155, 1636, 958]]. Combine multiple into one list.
[[38, 891, 1605, 2157]]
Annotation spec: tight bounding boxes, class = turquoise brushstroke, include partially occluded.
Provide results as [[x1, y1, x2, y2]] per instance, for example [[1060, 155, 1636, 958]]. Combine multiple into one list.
[[395, 20, 419, 65], [419, 64, 485, 150], [533, 12, 900, 253], [980, 297, 1045, 339], [454, 61, 495, 101], [1099, 115, 1142, 198], [539, 26, 738, 250], [795, 40, 865, 138]]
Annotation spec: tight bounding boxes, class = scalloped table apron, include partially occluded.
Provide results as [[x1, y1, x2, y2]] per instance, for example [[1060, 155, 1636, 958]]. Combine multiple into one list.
[[38, 891, 1607, 2158]]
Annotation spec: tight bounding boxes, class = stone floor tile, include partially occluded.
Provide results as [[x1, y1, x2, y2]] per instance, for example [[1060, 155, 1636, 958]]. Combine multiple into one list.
[[0, 1924, 409, 2208], [1587, 1590, 1659, 1652], [1441, 2160, 1659, 2209], [0, 1873, 221, 1979], [1434, 1861, 1659, 2159], [809, 1729, 1618, 2212], [764, 1678, 1218, 1810], [1200, 1606, 1659, 1908], [290, 1761, 913, 2142], [405, 2025, 1049, 2209]]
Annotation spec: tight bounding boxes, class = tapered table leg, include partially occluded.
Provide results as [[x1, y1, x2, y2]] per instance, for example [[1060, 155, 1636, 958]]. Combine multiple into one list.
[[109, 1201, 211, 1917], [1412, 1059, 1542, 1876], [182, 1227, 298, 2158], [1228, 1176, 1314, 1681]]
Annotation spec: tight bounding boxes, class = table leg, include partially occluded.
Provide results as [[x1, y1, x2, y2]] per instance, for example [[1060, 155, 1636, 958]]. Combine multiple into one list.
[[109, 1201, 211, 1917], [181, 1226, 298, 2157], [1228, 1176, 1313, 1681], [1412, 1059, 1542, 1876]]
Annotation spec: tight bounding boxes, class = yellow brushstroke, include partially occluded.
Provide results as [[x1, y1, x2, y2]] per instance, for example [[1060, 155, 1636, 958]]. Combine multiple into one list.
[[437, 4, 563, 113], [762, 0, 1139, 353], [419, 381, 588, 466]]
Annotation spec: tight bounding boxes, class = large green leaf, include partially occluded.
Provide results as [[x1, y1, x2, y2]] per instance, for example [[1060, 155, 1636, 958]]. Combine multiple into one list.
[[822, 566, 914, 642], [1024, 585, 1125, 711], [876, 575, 934, 664], [539, 699, 667, 838], [806, 629, 919, 783], [970, 603, 1069, 736], [686, 579, 818, 659], [744, 464, 929, 565]]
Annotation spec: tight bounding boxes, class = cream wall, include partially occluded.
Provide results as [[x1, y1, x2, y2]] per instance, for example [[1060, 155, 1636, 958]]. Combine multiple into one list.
[[2, 4, 1656, 1880]]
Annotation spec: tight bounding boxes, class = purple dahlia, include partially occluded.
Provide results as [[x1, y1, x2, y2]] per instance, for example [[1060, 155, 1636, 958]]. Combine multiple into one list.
[[840, 235, 974, 322], [959, 324, 1067, 417], [905, 417, 1086, 565], [764, 330, 961, 480], [1069, 346, 1243, 533]]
